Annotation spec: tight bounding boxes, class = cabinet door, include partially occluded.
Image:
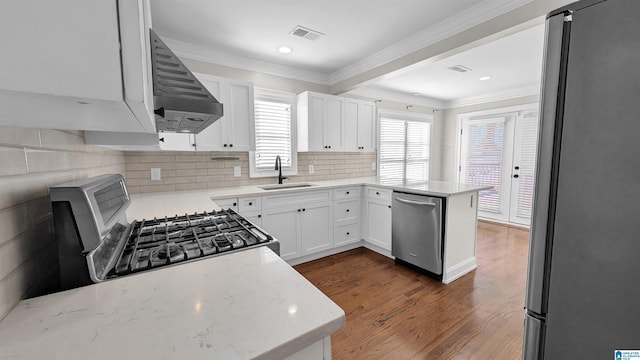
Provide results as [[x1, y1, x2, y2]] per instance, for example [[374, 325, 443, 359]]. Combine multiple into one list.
[[364, 199, 392, 251], [324, 96, 343, 151], [225, 80, 254, 151], [158, 133, 195, 151], [194, 75, 226, 150], [261, 205, 300, 260], [307, 94, 325, 151], [357, 102, 375, 151], [241, 210, 262, 228], [300, 202, 333, 256], [343, 100, 359, 152]]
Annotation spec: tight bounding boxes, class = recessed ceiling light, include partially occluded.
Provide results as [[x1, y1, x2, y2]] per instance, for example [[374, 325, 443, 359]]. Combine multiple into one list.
[[479, 76, 492, 81], [278, 46, 293, 54]]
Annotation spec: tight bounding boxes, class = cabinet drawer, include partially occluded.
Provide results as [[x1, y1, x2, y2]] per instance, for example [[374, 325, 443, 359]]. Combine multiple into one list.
[[238, 196, 261, 213], [333, 199, 360, 222], [332, 186, 360, 200], [366, 187, 391, 202], [334, 222, 361, 247], [262, 190, 331, 209], [213, 197, 238, 211]]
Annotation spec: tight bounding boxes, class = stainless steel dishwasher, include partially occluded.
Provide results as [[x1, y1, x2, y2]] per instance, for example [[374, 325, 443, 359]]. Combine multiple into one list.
[[391, 191, 443, 276]]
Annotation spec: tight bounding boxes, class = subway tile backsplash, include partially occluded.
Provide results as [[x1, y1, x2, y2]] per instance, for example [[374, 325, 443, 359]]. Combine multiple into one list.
[[125, 151, 377, 194], [0, 126, 125, 320]]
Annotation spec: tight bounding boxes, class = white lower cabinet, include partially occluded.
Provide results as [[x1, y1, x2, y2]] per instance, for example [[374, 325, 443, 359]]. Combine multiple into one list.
[[299, 202, 332, 256], [241, 210, 262, 227], [334, 222, 360, 247], [261, 195, 333, 261], [363, 197, 392, 251], [262, 205, 300, 260]]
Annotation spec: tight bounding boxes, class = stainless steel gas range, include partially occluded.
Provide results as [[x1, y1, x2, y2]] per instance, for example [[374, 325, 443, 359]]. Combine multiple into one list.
[[49, 174, 280, 290]]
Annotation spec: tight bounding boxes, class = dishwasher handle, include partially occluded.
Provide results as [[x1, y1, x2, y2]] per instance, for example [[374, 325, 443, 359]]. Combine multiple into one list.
[[395, 197, 437, 208]]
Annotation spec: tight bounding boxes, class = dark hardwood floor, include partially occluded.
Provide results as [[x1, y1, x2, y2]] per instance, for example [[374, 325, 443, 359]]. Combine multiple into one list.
[[294, 221, 530, 360]]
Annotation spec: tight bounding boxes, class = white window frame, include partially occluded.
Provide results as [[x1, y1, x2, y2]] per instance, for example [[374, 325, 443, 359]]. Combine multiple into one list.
[[377, 108, 433, 185], [249, 88, 298, 178]]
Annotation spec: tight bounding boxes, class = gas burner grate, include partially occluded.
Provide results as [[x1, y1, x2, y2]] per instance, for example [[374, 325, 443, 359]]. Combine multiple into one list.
[[112, 209, 272, 276]]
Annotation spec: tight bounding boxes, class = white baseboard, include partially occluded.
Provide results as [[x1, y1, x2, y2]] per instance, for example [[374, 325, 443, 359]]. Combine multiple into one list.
[[362, 242, 393, 259], [287, 242, 363, 266], [442, 257, 477, 284]]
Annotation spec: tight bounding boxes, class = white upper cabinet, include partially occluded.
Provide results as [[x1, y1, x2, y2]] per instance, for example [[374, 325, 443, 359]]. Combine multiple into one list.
[[0, 0, 155, 133], [298, 92, 375, 153], [194, 74, 254, 152], [343, 98, 375, 152], [298, 91, 344, 152]]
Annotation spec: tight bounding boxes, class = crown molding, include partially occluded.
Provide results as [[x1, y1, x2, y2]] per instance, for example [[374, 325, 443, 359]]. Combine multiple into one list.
[[162, 37, 332, 85], [443, 84, 540, 108], [346, 87, 445, 109], [328, 0, 534, 85]]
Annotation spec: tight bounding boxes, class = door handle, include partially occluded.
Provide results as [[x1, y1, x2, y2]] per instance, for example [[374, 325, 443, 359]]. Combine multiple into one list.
[[395, 198, 436, 207]]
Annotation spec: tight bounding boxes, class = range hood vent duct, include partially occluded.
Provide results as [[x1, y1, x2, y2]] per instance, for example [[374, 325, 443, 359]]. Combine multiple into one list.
[[150, 29, 223, 134]]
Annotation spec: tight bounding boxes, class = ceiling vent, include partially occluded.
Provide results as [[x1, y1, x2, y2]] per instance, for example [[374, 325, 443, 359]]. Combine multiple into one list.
[[447, 65, 472, 73], [290, 25, 324, 41]]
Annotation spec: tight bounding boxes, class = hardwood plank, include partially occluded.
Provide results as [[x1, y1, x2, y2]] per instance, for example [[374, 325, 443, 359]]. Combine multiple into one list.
[[294, 222, 530, 359]]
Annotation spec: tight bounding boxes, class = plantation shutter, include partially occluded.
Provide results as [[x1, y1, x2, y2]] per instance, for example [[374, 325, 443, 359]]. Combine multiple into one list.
[[461, 117, 506, 213], [513, 111, 539, 218], [254, 100, 292, 170], [379, 117, 430, 186]]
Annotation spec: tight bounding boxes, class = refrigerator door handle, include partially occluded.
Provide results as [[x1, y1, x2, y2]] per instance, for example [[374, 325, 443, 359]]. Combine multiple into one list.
[[525, 12, 570, 315], [523, 314, 544, 360]]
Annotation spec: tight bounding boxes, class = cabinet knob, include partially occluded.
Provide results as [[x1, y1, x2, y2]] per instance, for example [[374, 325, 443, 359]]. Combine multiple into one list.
[[229, 144, 233, 147], [298, 209, 301, 212], [376, 192, 380, 195], [159, 137, 165, 143], [302, 208, 306, 212], [233, 202, 237, 207], [328, 145, 332, 149], [258, 214, 261, 218], [249, 202, 253, 206], [346, 232, 350, 235], [224, 144, 228, 147], [388, 205, 392, 209], [192, 143, 196, 147], [346, 209, 350, 212], [346, 191, 350, 195], [324, 146, 328, 149], [513, 174, 519, 178]]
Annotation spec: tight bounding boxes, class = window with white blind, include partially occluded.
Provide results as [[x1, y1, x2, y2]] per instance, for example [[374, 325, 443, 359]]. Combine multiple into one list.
[[249, 89, 297, 178], [379, 111, 432, 186]]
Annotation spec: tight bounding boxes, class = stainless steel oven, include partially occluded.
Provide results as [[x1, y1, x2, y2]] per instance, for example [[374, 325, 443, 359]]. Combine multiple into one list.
[[50, 174, 279, 290]]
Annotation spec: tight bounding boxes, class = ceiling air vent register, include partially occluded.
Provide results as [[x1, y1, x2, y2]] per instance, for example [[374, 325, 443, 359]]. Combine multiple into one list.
[[447, 65, 472, 73], [290, 25, 324, 41]]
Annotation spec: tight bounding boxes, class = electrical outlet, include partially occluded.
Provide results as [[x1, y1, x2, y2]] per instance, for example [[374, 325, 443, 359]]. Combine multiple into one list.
[[233, 166, 241, 177], [150, 168, 161, 181], [371, 162, 376, 171], [308, 164, 315, 174]]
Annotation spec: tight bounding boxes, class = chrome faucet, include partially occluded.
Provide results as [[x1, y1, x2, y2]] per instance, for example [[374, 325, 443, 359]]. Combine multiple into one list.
[[274, 155, 288, 184]]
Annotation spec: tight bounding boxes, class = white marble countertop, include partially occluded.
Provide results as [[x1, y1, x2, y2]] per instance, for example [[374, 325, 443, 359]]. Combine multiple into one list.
[[126, 177, 490, 221], [0, 247, 345, 360]]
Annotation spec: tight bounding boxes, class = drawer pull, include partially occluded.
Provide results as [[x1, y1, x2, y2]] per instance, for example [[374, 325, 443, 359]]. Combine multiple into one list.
[[346, 191, 350, 195], [346, 209, 350, 212], [249, 202, 253, 206], [233, 202, 237, 207], [346, 232, 350, 235], [258, 214, 261, 218]]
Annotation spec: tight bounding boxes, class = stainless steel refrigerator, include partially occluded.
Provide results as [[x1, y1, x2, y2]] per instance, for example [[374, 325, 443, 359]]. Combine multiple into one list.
[[523, 0, 640, 358]]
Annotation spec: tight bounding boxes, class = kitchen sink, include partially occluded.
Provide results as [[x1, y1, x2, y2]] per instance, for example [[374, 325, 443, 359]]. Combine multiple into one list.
[[259, 183, 315, 191]]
